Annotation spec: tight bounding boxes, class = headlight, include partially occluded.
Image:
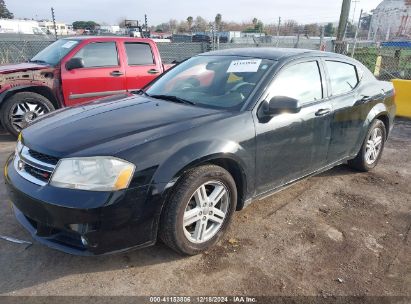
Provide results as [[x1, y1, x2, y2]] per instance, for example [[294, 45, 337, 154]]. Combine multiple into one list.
[[50, 157, 135, 191]]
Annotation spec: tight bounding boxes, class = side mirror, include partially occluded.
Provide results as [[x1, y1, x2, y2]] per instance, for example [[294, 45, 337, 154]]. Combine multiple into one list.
[[263, 96, 301, 116], [66, 57, 84, 70]]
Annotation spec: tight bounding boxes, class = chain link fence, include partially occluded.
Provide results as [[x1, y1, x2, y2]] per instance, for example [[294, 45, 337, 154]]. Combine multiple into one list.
[[0, 38, 410, 81], [334, 40, 411, 81], [0, 40, 54, 64]]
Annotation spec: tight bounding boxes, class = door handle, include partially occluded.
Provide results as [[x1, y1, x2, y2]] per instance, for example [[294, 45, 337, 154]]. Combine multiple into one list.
[[110, 71, 124, 77], [357, 95, 372, 103], [315, 108, 331, 116], [147, 69, 160, 75]]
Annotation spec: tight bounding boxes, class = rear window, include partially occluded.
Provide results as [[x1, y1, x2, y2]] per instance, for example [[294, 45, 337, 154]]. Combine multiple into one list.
[[125, 43, 154, 65], [326, 61, 358, 95]]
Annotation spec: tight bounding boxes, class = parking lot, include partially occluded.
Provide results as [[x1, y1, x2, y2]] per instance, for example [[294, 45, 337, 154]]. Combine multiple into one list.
[[0, 119, 410, 297]]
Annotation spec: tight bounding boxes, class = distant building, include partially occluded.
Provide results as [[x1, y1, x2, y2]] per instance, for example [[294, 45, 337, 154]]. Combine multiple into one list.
[[219, 31, 241, 42], [0, 19, 46, 35], [39, 21, 68, 36], [369, 0, 411, 40], [98, 25, 121, 34]]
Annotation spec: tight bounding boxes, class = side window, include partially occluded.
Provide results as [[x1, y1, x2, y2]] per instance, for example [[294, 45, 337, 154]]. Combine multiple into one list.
[[73, 42, 118, 68], [267, 61, 323, 104], [125, 43, 154, 65], [325, 61, 358, 95]]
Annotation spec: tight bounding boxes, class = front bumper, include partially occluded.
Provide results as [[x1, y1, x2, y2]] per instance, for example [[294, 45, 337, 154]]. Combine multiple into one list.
[[4, 154, 162, 255]]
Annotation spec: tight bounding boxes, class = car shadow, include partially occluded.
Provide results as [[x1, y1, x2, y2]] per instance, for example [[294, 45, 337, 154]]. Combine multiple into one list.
[[0, 235, 185, 294], [316, 163, 356, 177]]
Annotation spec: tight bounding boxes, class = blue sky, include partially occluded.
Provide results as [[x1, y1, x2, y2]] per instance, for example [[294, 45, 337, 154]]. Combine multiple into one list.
[[8, 0, 382, 25]]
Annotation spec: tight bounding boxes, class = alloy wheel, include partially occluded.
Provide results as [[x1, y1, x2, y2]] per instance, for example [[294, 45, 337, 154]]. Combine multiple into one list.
[[365, 127, 383, 165], [183, 181, 230, 244], [10, 100, 51, 132]]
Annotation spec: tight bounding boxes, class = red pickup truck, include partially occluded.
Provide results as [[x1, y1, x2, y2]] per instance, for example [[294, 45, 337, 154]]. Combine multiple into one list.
[[0, 37, 173, 136]]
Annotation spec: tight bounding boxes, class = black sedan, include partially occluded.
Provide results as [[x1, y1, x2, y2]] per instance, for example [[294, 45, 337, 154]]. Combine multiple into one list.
[[4, 48, 395, 255]]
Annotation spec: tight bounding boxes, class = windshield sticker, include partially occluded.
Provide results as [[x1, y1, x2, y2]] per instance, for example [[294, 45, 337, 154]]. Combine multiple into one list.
[[227, 59, 262, 73], [61, 41, 78, 49]]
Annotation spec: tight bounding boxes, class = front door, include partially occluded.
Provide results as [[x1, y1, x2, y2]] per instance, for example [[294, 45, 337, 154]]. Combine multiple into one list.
[[61, 41, 126, 106], [254, 60, 332, 195]]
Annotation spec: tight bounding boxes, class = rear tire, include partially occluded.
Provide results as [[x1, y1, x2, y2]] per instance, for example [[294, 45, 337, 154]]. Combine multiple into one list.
[[159, 165, 237, 255], [1, 92, 55, 137], [348, 119, 386, 172]]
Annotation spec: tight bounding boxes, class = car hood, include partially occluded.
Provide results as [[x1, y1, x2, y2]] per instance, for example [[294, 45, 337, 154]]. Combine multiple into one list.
[[0, 62, 51, 74], [22, 94, 231, 158]]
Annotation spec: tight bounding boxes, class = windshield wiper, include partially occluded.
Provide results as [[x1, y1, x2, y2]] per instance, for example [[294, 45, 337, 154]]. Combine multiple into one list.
[[149, 94, 196, 105], [29, 59, 48, 65]]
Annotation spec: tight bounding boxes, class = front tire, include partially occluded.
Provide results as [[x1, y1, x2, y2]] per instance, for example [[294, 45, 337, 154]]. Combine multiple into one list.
[[159, 165, 237, 255], [1, 92, 55, 137], [348, 119, 386, 172]]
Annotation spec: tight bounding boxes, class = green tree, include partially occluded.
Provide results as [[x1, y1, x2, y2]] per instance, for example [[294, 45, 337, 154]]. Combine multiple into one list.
[[72, 21, 100, 30], [0, 0, 13, 19], [194, 16, 208, 32], [345, 21, 357, 38], [215, 13, 222, 31], [252, 18, 258, 27], [324, 22, 335, 36], [187, 16, 193, 31], [304, 23, 320, 37]]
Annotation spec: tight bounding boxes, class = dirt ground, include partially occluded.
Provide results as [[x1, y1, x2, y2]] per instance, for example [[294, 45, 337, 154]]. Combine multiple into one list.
[[0, 120, 410, 298]]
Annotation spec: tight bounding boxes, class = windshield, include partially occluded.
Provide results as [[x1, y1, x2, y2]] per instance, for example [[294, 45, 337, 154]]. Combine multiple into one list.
[[30, 39, 80, 66], [145, 55, 275, 110]]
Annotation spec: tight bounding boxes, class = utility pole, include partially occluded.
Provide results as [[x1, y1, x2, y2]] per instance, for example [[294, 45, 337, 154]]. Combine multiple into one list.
[[276, 17, 281, 47], [144, 14, 148, 37], [51, 7, 57, 40], [336, 0, 351, 53], [319, 25, 325, 51], [352, 9, 363, 57], [367, 13, 373, 40], [351, 0, 360, 24]]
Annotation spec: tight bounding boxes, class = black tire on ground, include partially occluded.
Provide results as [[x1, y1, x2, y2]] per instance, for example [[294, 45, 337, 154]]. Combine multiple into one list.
[[1, 92, 55, 137], [159, 164, 237, 255], [348, 119, 387, 172]]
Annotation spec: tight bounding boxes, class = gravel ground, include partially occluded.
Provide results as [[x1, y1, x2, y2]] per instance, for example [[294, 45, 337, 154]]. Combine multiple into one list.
[[0, 120, 410, 298]]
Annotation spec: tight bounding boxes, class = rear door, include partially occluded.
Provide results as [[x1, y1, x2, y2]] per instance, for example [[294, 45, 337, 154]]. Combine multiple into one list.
[[323, 59, 376, 162], [254, 59, 332, 195], [61, 40, 126, 106], [121, 41, 163, 90]]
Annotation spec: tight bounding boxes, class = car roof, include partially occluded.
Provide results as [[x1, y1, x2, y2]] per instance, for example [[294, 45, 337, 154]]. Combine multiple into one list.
[[63, 36, 153, 42], [200, 47, 348, 61]]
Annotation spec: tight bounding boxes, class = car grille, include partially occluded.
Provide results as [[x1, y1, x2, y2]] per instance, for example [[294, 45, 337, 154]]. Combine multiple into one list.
[[14, 145, 59, 186], [28, 149, 59, 166], [23, 163, 51, 182]]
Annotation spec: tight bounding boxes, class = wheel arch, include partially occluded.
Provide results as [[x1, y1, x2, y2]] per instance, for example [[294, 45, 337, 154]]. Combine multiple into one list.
[[352, 104, 391, 157], [185, 155, 248, 211], [0, 85, 60, 110], [159, 153, 249, 212], [374, 113, 390, 139]]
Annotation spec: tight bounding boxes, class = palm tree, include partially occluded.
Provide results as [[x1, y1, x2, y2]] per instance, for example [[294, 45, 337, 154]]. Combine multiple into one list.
[[187, 16, 193, 32], [215, 14, 222, 31]]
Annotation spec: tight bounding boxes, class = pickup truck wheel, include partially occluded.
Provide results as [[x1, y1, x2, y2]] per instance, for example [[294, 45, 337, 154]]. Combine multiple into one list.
[[1, 92, 55, 137], [348, 119, 386, 172], [159, 165, 237, 255]]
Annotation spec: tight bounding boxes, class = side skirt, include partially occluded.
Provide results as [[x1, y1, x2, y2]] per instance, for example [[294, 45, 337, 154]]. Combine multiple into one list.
[[242, 157, 351, 209]]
